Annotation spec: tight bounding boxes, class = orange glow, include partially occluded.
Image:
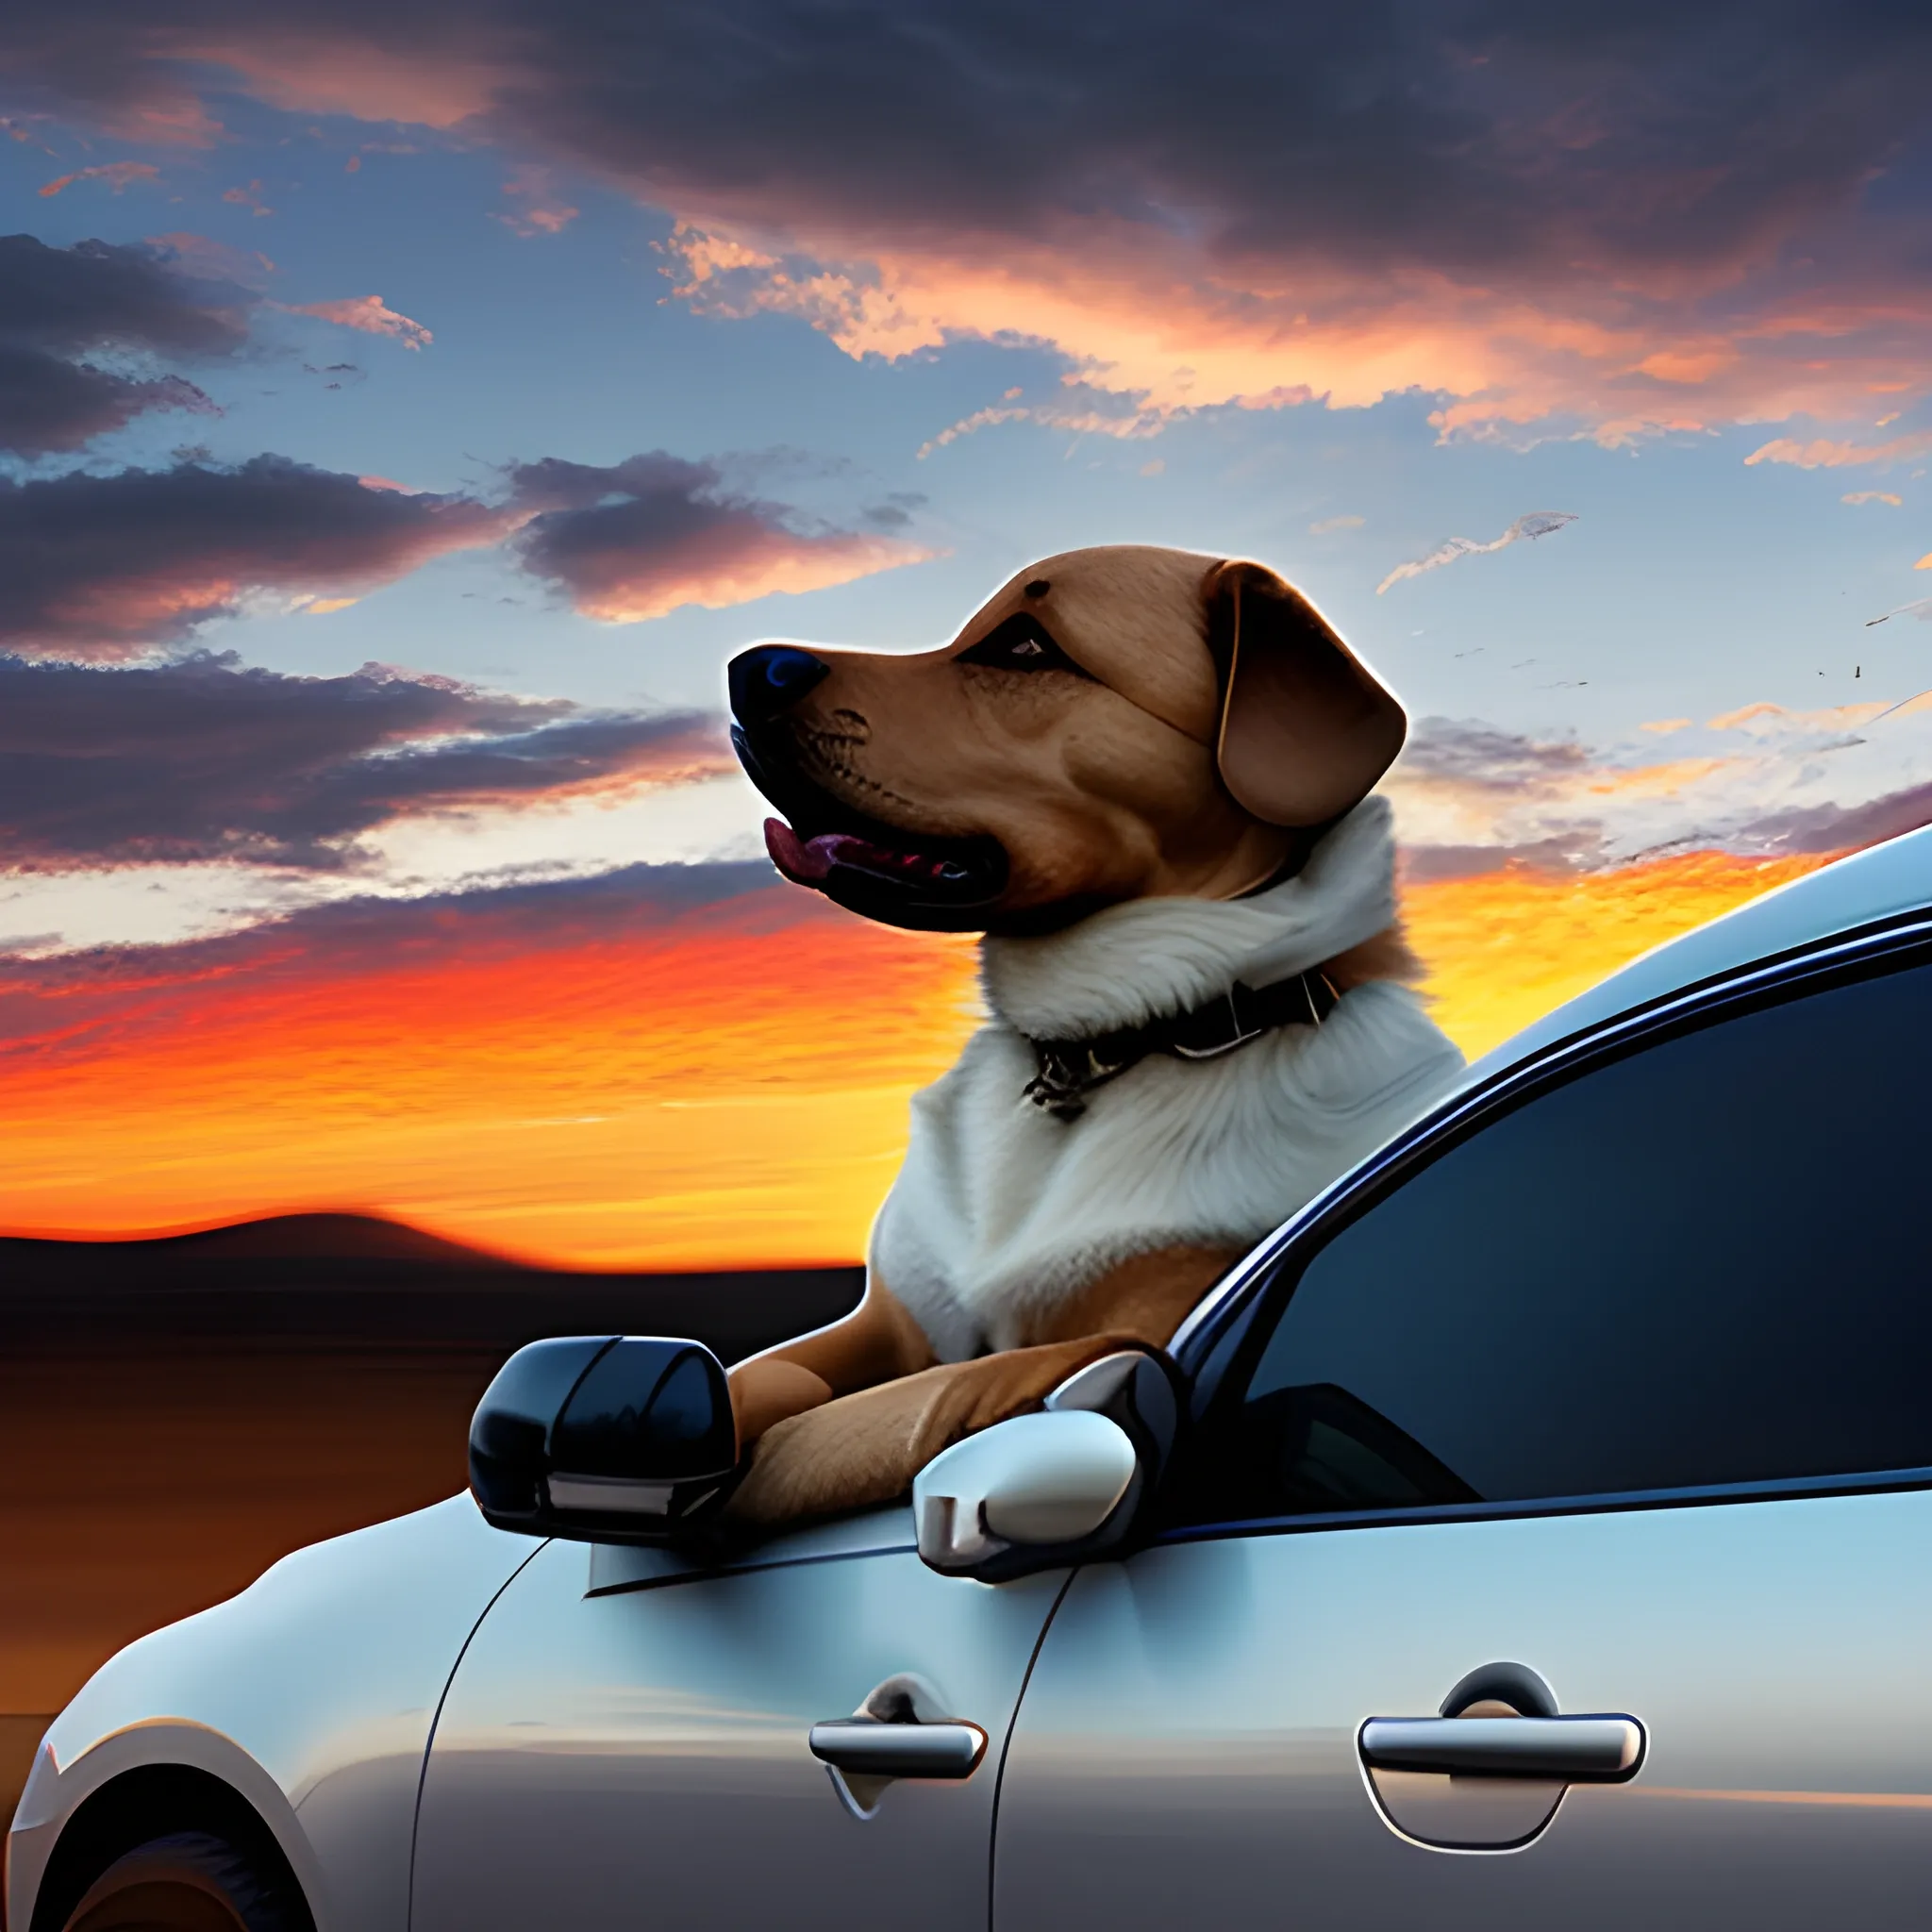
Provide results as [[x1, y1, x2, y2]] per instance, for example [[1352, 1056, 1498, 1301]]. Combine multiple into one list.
[[0, 889, 981, 1270], [0, 849, 1842, 1267], [1404, 848, 1838, 1061]]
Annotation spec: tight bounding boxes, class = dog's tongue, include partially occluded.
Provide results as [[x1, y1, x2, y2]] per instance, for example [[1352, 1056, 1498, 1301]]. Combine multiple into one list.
[[764, 818, 844, 883], [765, 816, 966, 890]]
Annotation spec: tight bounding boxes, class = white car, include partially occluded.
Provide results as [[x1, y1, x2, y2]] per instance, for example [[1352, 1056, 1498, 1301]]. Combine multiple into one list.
[[12, 827, 1932, 1932]]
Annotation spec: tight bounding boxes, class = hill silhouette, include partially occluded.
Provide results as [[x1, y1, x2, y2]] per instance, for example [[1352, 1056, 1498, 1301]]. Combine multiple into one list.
[[0, 1210, 861, 1361]]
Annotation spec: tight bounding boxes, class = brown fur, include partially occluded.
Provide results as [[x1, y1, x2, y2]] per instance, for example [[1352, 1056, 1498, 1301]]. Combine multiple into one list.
[[724, 545, 1412, 1524]]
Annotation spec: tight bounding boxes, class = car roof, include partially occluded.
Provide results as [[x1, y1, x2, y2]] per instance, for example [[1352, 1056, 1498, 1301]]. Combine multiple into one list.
[[1464, 823, 1932, 1083]]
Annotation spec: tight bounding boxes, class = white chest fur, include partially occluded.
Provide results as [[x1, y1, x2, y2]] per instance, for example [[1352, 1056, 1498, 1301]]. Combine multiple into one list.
[[869, 799, 1467, 1361]]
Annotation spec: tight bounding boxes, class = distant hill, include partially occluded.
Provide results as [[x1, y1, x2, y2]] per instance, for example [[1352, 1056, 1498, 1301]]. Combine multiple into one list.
[[0, 1212, 862, 1364], [5, 1210, 527, 1274]]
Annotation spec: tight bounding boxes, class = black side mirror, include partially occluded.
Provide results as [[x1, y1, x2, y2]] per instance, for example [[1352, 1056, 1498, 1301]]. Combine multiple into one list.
[[469, 1336, 739, 1542]]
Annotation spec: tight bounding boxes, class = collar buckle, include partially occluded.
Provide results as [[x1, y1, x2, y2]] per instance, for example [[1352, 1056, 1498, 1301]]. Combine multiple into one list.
[[1024, 1039, 1132, 1122]]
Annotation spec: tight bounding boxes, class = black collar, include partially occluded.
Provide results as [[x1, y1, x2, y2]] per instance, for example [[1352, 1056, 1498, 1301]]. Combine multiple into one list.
[[1022, 969, 1340, 1122]]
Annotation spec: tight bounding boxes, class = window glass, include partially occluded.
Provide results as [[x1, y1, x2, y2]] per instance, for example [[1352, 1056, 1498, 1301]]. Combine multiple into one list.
[[1185, 957, 1932, 1525]]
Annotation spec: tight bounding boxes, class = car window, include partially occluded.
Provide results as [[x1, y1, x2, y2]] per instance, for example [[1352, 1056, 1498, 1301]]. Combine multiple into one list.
[[1172, 952, 1932, 1528]]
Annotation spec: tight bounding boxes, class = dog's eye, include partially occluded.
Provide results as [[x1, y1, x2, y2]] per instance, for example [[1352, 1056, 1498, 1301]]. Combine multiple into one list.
[[957, 614, 1092, 676]]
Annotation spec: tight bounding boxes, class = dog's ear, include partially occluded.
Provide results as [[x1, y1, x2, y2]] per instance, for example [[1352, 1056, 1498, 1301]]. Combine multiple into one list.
[[1204, 558, 1406, 827]]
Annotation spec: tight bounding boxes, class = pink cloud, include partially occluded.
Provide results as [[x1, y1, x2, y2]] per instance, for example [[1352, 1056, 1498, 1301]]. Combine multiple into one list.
[[561, 526, 927, 623], [144, 231, 275, 289], [38, 161, 159, 198], [1743, 429, 1932, 470], [663, 222, 1932, 453], [508, 451, 929, 623], [221, 179, 273, 217], [182, 36, 505, 127], [0, 458, 511, 661], [496, 166, 580, 239], [275, 295, 432, 350]]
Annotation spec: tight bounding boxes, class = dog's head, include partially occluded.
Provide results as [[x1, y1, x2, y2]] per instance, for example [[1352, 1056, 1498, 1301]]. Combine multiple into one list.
[[728, 544, 1405, 935]]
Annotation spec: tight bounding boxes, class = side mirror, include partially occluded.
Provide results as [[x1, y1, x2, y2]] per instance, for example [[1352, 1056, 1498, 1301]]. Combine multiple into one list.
[[914, 1411, 1136, 1579], [469, 1336, 739, 1542], [913, 1349, 1179, 1581]]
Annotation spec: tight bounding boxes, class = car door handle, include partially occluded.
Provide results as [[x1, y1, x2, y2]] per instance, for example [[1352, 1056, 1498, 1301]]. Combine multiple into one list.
[[808, 1717, 988, 1779], [1359, 1714, 1645, 1782]]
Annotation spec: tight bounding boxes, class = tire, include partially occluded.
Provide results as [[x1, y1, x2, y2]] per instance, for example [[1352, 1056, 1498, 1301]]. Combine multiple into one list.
[[59, 1831, 306, 1932]]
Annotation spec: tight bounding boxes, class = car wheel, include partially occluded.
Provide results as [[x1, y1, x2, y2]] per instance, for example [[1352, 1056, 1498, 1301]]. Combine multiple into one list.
[[60, 1830, 307, 1932]]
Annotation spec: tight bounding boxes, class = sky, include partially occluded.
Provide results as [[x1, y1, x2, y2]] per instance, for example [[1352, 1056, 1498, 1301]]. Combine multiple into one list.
[[2, 3, 1930, 1265]]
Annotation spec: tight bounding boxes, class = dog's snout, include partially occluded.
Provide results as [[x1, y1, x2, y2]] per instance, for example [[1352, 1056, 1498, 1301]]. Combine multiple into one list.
[[729, 644, 830, 725]]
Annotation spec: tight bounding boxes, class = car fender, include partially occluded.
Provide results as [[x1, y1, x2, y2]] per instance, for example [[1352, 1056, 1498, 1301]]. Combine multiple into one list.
[[8, 1493, 541, 1932]]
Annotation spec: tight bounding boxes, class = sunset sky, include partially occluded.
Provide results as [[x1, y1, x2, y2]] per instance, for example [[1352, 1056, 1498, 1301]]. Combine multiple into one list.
[[4, 5, 1932, 1266]]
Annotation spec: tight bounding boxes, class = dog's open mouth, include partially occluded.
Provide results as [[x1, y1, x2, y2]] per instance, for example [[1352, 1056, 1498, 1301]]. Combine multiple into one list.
[[733, 726, 1008, 930]]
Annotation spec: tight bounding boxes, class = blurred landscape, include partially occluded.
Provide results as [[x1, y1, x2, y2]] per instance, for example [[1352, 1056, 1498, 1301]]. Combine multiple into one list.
[[0, 1214, 859, 1835]]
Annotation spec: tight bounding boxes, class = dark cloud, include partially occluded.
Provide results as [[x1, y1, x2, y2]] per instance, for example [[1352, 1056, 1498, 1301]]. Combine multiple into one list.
[[1724, 780, 1932, 857], [507, 450, 921, 621], [1398, 833, 1607, 883], [858, 491, 926, 531], [0, 456, 509, 658], [0, 232, 253, 356], [0, 344, 213, 454], [5, 5, 1930, 284], [0, 652, 731, 868], [1397, 716, 1591, 786], [5, 8, 1929, 440], [0, 233, 255, 453]]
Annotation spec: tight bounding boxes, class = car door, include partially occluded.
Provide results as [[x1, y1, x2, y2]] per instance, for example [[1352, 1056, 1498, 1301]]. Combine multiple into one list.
[[411, 1503, 1066, 1932], [995, 931, 1932, 1931]]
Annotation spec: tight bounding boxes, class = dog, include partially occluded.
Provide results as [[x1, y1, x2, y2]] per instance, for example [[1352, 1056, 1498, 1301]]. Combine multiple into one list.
[[721, 544, 1464, 1525]]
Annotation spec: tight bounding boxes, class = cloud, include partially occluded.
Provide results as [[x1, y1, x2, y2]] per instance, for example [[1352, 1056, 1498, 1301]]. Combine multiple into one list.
[[221, 178, 272, 216], [507, 451, 930, 622], [1842, 490, 1903, 505], [496, 165, 579, 238], [7, 6, 1932, 444], [0, 232, 256, 453], [0, 232, 253, 356], [0, 420, 933, 655], [0, 346, 212, 454], [1744, 430, 1932, 470], [0, 456, 511, 659], [1389, 698, 1932, 878], [1308, 514, 1364, 535], [38, 159, 158, 197], [912, 392, 1174, 459], [1398, 718, 1591, 788], [0, 652, 731, 871], [275, 294, 431, 348], [1714, 781, 1932, 858], [1376, 511, 1576, 595]]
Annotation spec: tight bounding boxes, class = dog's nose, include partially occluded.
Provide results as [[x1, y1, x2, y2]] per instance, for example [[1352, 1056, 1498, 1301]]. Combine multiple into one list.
[[728, 644, 830, 725]]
